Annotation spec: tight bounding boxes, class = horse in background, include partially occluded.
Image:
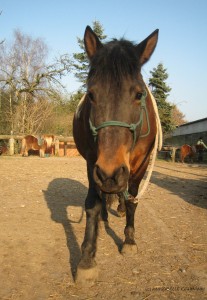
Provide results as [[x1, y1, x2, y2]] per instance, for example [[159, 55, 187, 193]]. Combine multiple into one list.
[[0, 141, 7, 155], [180, 144, 196, 163], [20, 135, 55, 158]]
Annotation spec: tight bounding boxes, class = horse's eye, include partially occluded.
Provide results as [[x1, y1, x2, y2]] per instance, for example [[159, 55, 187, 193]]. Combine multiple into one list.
[[135, 92, 143, 101], [87, 92, 95, 102]]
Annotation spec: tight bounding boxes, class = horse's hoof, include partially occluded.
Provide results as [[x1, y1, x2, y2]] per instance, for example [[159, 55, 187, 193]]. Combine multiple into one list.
[[75, 265, 99, 287], [121, 243, 138, 256]]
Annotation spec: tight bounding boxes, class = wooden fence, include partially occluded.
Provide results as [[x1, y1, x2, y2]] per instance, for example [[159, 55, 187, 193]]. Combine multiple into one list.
[[1, 135, 180, 162], [159, 145, 180, 163], [0, 135, 79, 157]]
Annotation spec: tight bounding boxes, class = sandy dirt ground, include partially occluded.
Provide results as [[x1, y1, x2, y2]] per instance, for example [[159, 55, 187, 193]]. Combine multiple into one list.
[[0, 156, 207, 300]]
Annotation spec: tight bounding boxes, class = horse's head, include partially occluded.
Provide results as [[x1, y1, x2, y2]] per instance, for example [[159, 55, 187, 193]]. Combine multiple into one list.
[[84, 26, 158, 193]]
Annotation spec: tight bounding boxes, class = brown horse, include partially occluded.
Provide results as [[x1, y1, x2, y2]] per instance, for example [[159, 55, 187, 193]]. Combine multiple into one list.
[[180, 144, 196, 163], [20, 135, 55, 158], [73, 26, 160, 284]]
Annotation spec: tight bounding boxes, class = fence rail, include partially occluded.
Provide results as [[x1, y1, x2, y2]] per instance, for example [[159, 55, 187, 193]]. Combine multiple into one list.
[[157, 145, 180, 162], [0, 135, 74, 142]]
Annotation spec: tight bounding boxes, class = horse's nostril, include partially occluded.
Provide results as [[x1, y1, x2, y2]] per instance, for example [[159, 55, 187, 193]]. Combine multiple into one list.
[[93, 165, 108, 186], [115, 165, 127, 180]]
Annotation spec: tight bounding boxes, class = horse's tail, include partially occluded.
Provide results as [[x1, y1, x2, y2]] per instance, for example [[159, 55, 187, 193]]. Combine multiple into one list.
[[180, 150, 184, 163]]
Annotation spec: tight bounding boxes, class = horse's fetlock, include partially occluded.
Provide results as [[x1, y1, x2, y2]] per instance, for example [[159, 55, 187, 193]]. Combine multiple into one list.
[[78, 257, 96, 270], [124, 226, 135, 240]]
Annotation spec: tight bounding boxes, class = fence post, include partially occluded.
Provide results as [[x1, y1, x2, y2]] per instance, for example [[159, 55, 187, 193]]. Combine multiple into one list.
[[55, 138, 59, 156], [171, 147, 176, 163], [9, 137, 15, 156], [64, 142, 67, 156]]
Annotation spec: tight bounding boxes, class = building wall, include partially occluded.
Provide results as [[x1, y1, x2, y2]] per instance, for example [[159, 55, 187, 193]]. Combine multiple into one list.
[[165, 131, 207, 146]]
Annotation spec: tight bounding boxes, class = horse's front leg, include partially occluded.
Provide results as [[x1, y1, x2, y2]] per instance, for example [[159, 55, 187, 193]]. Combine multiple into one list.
[[121, 153, 152, 256], [22, 146, 28, 157], [23, 149, 29, 157], [121, 196, 138, 256], [76, 187, 101, 286], [39, 147, 45, 158], [121, 161, 149, 256]]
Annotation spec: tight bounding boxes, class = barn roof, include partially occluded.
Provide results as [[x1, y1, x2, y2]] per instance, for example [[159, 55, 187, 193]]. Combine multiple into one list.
[[179, 117, 207, 127]]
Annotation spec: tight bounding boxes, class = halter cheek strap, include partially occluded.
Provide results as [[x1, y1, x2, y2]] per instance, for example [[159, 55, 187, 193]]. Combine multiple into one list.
[[89, 89, 150, 148]]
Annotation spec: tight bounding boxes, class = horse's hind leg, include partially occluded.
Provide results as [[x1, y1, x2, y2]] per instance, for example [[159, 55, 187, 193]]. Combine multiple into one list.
[[180, 153, 184, 163], [76, 188, 101, 286], [117, 193, 126, 217]]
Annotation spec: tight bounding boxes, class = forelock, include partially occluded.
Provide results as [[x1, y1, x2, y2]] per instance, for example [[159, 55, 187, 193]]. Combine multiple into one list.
[[87, 39, 140, 87]]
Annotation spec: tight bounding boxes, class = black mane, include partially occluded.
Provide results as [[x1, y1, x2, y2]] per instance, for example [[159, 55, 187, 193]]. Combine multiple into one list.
[[88, 39, 140, 87]]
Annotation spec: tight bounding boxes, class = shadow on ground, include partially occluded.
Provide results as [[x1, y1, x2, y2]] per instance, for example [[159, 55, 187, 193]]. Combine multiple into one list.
[[43, 178, 86, 279], [151, 166, 207, 209]]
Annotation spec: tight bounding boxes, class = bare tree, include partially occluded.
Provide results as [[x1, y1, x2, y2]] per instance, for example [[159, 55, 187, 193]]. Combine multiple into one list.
[[0, 30, 72, 134], [14, 96, 54, 134]]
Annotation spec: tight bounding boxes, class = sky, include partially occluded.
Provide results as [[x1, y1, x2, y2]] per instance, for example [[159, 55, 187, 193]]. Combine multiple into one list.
[[1, 0, 207, 122]]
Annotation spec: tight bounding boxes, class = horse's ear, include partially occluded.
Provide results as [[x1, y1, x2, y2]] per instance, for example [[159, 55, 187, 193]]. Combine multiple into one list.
[[84, 26, 103, 60], [137, 29, 159, 66]]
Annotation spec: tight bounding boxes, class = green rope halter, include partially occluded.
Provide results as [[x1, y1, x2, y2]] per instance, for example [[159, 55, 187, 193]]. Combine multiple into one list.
[[89, 89, 150, 149]]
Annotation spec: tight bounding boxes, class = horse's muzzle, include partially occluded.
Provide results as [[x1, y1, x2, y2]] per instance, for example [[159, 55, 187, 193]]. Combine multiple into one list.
[[93, 164, 129, 193]]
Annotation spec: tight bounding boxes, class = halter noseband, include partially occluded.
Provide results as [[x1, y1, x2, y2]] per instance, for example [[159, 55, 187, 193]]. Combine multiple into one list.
[[89, 89, 150, 148]]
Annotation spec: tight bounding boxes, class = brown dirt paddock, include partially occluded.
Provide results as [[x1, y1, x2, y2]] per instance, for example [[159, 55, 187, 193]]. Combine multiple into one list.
[[0, 156, 207, 300]]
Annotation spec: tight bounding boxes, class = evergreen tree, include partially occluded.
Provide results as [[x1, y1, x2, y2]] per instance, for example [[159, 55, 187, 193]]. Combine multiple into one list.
[[149, 63, 174, 134], [72, 20, 107, 90]]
